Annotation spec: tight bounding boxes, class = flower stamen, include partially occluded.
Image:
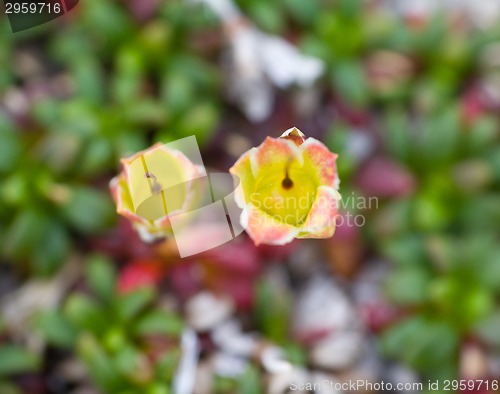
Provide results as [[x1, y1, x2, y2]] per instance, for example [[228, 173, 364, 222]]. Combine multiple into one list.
[[282, 160, 294, 190], [144, 171, 163, 194], [282, 169, 294, 190]]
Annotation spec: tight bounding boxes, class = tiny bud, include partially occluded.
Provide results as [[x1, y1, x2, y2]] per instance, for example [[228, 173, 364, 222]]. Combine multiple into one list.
[[279, 127, 306, 146]]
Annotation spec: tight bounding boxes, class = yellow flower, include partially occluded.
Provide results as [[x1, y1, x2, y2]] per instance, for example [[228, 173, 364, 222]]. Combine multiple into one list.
[[110, 143, 205, 242], [230, 127, 341, 245]]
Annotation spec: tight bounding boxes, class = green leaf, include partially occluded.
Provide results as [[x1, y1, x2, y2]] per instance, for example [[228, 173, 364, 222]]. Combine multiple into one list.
[[113, 345, 144, 378], [32, 98, 61, 126], [324, 123, 359, 180], [80, 0, 134, 47], [318, 12, 363, 57], [3, 210, 47, 260], [2, 209, 69, 274], [459, 194, 500, 233], [0, 345, 39, 376], [383, 108, 411, 161], [78, 334, 125, 392], [468, 116, 498, 154], [32, 220, 71, 276], [59, 186, 114, 234], [238, 365, 261, 394], [161, 71, 195, 115], [416, 108, 460, 169], [385, 267, 430, 305], [427, 273, 493, 330], [35, 310, 77, 348], [123, 99, 169, 126], [412, 193, 451, 232], [155, 349, 181, 381], [1, 172, 31, 207], [474, 310, 500, 348], [283, 0, 320, 25], [78, 138, 113, 177], [489, 146, 500, 182], [64, 294, 108, 334], [478, 248, 500, 292], [462, 287, 494, 328], [214, 376, 238, 392], [254, 280, 291, 344], [283, 343, 307, 366], [146, 383, 171, 394], [135, 311, 184, 337], [380, 317, 459, 378], [175, 102, 219, 146], [102, 327, 128, 353], [248, 1, 284, 33], [116, 288, 155, 322], [0, 380, 22, 394], [36, 132, 83, 175], [337, 0, 363, 17], [86, 254, 116, 303], [72, 57, 105, 104], [332, 60, 369, 107], [57, 100, 99, 138], [380, 234, 428, 266], [0, 124, 21, 173]]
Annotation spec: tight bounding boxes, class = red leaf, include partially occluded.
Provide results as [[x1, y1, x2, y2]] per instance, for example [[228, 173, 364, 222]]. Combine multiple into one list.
[[117, 259, 166, 294]]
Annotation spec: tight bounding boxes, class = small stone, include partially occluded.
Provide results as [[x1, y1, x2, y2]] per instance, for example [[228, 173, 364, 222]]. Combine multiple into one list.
[[260, 346, 293, 374], [384, 364, 422, 394], [459, 343, 489, 379], [268, 367, 309, 394], [211, 319, 259, 357], [293, 277, 358, 344], [310, 330, 364, 370], [212, 352, 248, 378], [186, 292, 234, 332]]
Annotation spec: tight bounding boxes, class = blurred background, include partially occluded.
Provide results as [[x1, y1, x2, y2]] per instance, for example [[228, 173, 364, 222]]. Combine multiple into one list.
[[1, 0, 500, 393]]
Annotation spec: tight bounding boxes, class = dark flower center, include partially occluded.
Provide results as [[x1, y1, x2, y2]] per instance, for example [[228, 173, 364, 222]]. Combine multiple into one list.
[[281, 165, 294, 190]]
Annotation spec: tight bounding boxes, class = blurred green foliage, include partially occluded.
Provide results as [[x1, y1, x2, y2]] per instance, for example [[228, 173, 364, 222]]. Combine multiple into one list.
[[1, 0, 500, 387], [0, 344, 40, 394], [36, 255, 184, 393], [367, 106, 500, 378], [0, 0, 223, 275]]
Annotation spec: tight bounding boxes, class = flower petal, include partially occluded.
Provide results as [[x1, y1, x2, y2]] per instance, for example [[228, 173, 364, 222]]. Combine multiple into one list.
[[301, 138, 339, 189], [298, 186, 340, 239], [241, 203, 299, 245], [229, 148, 256, 209], [111, 174, 148, 226], [250, 137, 303, 178]]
